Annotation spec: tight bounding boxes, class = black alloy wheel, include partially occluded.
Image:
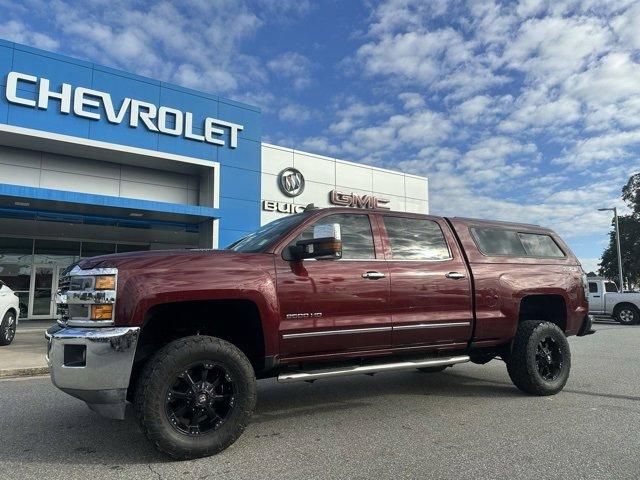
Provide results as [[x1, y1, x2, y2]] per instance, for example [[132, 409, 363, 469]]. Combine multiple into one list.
[[534, 337, 563, 381], [165, 362, 235, 436], [506, 320, 571, 396], [135, 335, 257, 459]]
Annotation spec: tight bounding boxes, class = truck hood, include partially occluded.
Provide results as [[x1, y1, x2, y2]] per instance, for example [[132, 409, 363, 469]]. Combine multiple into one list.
[[75, 248, 255, 271]]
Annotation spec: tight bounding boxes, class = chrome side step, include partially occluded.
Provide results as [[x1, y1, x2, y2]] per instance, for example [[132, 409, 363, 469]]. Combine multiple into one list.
[[277, 355, 470, 383]]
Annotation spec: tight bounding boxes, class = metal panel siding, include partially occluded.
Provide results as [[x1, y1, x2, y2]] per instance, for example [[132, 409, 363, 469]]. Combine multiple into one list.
[[40, 169, 121, 196], [218, 101, 261, 142], [218, 137, 260, 171], [0, 92, 7, 124], [0, 45, 12, 87], [0, 182, 218, 217], [219, 228, 252, 248], [218, 196, 260, 231], [89, 69, 161, 150], [8, 50, 93, 137], [0, 162, 41, 187], [0, 41, 263, 243], [157, 86, 219, 161], [220, 165, 260, 200]]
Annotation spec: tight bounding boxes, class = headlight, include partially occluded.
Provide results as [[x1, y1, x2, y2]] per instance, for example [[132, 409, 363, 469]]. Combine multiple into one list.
[[95, 275, 116, 290], [57, 267, 118, 327]]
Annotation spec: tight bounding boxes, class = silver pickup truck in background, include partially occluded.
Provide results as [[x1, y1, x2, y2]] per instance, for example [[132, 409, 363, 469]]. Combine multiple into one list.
[[588, 277, 640, 325]]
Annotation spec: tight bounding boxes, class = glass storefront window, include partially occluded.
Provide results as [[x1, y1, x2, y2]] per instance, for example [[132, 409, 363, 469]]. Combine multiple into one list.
[[34, 239, 81, 265], [81, 242, 116, 258], [32, 266, 54, 316], [116, 243, 150, 253], [0, 238, 33, 318]]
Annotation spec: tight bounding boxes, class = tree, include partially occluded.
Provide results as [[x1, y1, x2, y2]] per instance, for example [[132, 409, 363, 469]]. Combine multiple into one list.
[[598, 216, 640, 288], [599, 173, 640, 289]]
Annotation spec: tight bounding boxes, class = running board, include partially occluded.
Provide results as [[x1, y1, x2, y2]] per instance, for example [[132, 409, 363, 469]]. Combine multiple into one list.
[[277, 355, 470, 383]]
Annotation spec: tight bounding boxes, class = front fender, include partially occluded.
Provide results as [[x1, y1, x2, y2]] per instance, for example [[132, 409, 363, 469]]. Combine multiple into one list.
[[112, 252, 280, 357]]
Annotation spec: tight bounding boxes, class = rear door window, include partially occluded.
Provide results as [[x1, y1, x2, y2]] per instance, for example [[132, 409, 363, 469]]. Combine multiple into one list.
[[588, 282, 598, 293], [471, 227, 565, 258], [383, 216, 451, 260], [605, 282, 619, 293]]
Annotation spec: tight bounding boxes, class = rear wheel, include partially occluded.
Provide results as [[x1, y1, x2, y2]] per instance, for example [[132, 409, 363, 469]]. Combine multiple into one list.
[[0, 311, 17, 346], [614, 305, 640, 325], [506, 320, 570, 396], [135, 335, 257, 459]]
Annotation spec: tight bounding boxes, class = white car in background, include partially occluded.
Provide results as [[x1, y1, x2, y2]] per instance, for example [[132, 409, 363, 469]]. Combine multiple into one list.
[[588, 277, 640, 325], [0, 280, 20, 346]]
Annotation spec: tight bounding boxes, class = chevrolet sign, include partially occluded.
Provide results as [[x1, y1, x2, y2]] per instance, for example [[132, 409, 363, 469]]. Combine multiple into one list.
[[5, 71, 243, 149]]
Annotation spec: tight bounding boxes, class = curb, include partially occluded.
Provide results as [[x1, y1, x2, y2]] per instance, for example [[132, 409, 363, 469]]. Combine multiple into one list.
[[0, 366, 49, 379]]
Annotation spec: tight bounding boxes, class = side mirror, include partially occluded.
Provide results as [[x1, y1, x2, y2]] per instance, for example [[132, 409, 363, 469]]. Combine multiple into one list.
[[289, 223, 343, 261]]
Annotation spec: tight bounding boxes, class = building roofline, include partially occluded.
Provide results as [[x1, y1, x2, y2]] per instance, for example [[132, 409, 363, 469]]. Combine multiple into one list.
[[261, 142, 428, 180]]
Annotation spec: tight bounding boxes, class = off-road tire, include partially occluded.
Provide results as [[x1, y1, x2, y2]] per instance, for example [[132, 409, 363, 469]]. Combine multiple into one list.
[[0, 310, 17, 346], [506, 320, 571, 396], [614, 304, 640, 325], [134, 335, 257, 460], [417, 365, 448, 373]]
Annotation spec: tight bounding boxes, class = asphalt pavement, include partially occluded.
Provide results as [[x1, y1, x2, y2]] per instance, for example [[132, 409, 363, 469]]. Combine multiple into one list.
[[0, 321, 638, 480]]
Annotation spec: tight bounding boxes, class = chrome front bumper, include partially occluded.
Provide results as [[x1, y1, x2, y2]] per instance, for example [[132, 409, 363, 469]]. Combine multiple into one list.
[[45, 325, 140, 420]]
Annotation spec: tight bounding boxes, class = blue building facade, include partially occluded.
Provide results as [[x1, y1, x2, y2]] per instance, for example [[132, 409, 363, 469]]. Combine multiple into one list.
[[0, 40, 262, 319], [0, 39, 262, 248]]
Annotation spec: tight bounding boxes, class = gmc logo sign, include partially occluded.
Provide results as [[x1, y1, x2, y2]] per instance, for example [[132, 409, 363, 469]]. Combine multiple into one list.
[[329, 190, 390, 210]]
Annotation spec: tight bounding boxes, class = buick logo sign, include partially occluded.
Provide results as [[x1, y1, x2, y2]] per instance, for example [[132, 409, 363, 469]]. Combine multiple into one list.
[[278, 168, 305, 197]]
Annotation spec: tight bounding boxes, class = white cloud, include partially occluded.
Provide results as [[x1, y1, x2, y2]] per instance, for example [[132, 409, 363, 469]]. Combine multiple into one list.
[[398, 92, 425, 110], [503, 16, 612, 85], [328, 99, 392, 135], [4, 0, 267, 96], [0, 19, 59, 50], [278, 103, 313, 123], [267, 52, 313, 90]]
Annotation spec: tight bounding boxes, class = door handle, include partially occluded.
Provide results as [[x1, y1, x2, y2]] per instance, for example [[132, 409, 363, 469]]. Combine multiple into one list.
[[445, 272, 466, 280], [362, 271, 386, 280], [592, 295, 600, 298]]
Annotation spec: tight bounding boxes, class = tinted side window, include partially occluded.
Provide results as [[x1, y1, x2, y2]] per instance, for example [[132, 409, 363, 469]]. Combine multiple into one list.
[[383, 217, 450, 260], [589, 282, 598, 293], [471, 228, 526, 256], [471, 228, 565, 258], [518, 233, 565, 258], [605, 282, 618, 293], [291, 214, 376, 260]]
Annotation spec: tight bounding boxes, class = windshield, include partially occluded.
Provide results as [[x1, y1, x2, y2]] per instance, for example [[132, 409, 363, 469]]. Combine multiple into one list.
[[226, 213, 309, 253]]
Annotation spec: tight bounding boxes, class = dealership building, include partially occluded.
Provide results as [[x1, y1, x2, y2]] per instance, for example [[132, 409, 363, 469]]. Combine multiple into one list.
[[0, 39, 428, 320]]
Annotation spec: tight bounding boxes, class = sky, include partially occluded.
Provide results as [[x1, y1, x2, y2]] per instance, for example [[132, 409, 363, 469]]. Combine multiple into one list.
[[1, 0, 640, 271]]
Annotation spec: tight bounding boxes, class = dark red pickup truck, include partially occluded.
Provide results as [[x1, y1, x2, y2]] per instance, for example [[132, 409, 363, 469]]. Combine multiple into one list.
[[46, 207, 593, 459]]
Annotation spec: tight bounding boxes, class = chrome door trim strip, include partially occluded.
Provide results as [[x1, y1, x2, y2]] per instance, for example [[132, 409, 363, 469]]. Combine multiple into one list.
[[393, 321, 471, 331], [282, 326, 392, 339]]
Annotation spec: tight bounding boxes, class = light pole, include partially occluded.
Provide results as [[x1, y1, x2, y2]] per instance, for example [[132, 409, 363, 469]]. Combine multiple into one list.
[[598, 207, 624, 291]]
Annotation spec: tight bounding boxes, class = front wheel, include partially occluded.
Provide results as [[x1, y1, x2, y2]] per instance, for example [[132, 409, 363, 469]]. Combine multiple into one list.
[[614, 305, 640, 325], [134, 336, 257, 459], [506, 320, 571, 396], [0, 311, 17, 346]]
